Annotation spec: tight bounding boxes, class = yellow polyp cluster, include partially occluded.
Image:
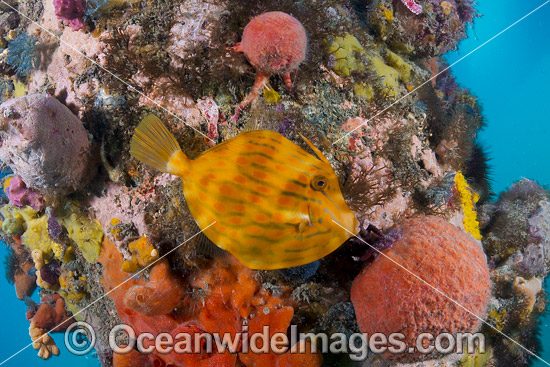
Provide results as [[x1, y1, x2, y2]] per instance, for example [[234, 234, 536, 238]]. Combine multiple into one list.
[[384, 50, 412, 83], [262, 83, 282, 104], [0, 204, 33, 236], [121, 236, 159, 273], [0, 204, 66, 261], [61, 213, 103, 263], [454, 171, 482, 240], [378, 4, 393, 22], [487, 308, 506, 331], [326, 33, 366, 77], [3, 176, 12, 191], [366, 54, 400, 97], [22, 215, 59, 259], [325, 33, 414, 99], [109, 217, 122, 239], [59, 270, 88, 315], [0, 203, 102, 263], [460, 346, 492, 367]]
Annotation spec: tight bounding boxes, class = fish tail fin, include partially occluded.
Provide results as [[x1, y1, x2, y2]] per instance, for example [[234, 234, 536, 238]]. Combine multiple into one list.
[[130, 114, 189, 176]]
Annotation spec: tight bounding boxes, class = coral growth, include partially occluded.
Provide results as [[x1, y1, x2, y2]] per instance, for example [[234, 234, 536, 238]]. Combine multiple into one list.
[[351, 216, 491, 362], [0, 0, 546, 365]]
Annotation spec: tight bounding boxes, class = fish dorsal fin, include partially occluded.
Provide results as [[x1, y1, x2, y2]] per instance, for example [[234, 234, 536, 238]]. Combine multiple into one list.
[[297, 133, 330, 164]]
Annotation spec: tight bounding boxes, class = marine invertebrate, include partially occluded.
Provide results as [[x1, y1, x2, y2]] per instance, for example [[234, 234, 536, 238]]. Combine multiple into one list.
[[58, 270, 88, 312], [59, 212, 103, 263], [229, 11, 307, 121], [464, 143, 493, 203], [130, 114, 358, 270], [40, 260, 61, 285], [529, 200, 550, 243], [351, 216, 491, 362], [47, 215, 63, 241], [454, 171, 482, 239], [366, 54, 402, 98], [121, 236, 159, 273], [481, 179, 548, 265], [4, 246, 36, 299], [400, 0, 423, 14], [100, 238, 322, 366], [0, 204, 80, 263], [27, 294, 74, 332], [513, 276, 542, 314], [54, 0, 86, 31], [0, 94, 93, 196], [32, 249, 59, 290], [23, 216, 64, 261], [6, 32, 41, 77], [4, 175, 44, 211], [124, 258, 185, 316], [326, 33, 366, 77], [29, 322, 59, 359]]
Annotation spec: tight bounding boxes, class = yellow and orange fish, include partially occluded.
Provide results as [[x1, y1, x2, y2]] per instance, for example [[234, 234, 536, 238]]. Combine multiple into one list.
[[130, 115, 359, 270]]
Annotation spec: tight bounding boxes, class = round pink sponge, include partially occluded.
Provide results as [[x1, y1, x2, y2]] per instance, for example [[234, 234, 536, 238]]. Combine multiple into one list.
[[241, 11, 307, 76], [351, 216, 491, 362], [0, 94, 92, 196]]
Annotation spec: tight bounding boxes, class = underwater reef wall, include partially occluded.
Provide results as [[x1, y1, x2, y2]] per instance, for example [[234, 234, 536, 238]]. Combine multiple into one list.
[[0, 0, 548, 366]]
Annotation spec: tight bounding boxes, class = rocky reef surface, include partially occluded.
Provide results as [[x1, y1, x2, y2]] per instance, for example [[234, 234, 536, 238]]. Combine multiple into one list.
[[0, 0, 548, 366]]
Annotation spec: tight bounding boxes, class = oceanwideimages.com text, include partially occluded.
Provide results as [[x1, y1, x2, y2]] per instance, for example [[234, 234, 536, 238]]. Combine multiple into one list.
[[65, 322, 486, 361]]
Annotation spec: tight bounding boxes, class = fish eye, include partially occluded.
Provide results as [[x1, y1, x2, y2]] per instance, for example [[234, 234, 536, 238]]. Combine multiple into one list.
[[311, 175, 328, 191]]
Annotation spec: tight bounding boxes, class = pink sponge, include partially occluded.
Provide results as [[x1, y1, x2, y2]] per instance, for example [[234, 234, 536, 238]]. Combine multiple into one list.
[[54, 0, 86, 31], [351, 216, 491, 362], [5, 176, 44, 211], [240, 11, 307, 77], [0, 94, 92, 196], [229, 11, 307, 121]]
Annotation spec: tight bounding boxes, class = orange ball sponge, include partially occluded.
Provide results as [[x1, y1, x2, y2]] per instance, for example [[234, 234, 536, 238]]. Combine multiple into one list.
[[351, 216, 491, 362]]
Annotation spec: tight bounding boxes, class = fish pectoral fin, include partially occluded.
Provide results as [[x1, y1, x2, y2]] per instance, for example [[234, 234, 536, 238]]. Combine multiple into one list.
[[281, 210, 312, 234], [297, 218, 311, 234]]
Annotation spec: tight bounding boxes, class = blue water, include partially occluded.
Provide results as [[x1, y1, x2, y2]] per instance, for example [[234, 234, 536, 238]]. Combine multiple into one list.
[[445, 0, 550, 365], [0, 1, 549, 366]]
